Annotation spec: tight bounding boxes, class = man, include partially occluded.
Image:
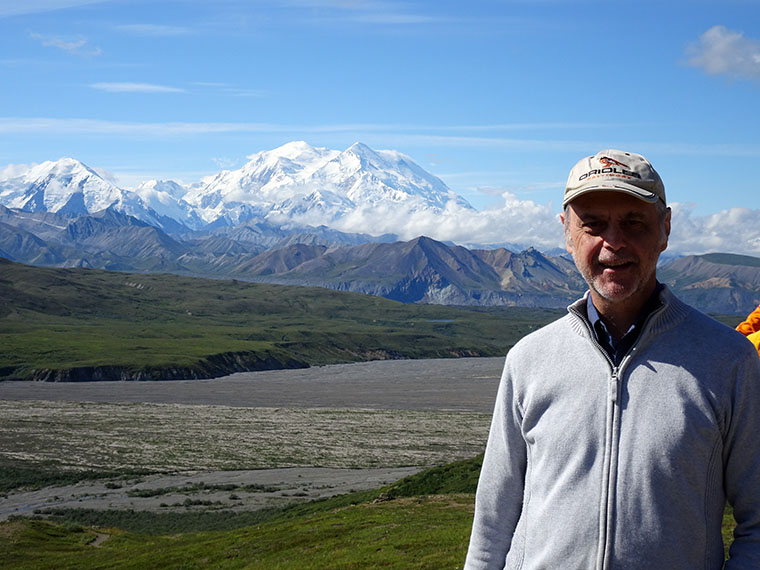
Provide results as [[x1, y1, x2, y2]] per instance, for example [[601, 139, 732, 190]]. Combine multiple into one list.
[[464, 150, 760, 569]]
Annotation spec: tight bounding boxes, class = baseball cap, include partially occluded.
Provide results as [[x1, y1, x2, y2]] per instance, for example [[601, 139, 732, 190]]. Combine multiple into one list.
[[563, 149, 666, 208]]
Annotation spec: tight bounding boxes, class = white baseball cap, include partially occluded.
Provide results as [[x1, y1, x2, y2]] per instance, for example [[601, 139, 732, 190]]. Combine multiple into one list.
[[563, 149, 666, 208]]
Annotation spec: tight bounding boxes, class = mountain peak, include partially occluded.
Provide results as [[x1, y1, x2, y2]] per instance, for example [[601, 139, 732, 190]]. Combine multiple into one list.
[[28, 157, 97, 180], [342, 142, 384, 164], [270, 140, 315, 156], [345, 141, 374, 154], [257, 141, 335, 165], [51, 157, 82, 168]]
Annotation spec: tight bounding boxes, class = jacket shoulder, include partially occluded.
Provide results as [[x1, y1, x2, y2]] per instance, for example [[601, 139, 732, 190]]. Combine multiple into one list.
[[506, 312, 579, 359]]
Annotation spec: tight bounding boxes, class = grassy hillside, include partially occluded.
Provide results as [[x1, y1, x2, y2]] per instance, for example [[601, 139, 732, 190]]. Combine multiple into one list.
[[0, 455, 737, 568], [700, 253, 760, 268], [0, 258, 562, 380], [2, 496, 475, 569], [2, 458, 482, 569]]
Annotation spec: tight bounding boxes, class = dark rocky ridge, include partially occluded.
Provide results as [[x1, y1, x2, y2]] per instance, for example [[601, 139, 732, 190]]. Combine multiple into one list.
[[17, 352, 309, 382]]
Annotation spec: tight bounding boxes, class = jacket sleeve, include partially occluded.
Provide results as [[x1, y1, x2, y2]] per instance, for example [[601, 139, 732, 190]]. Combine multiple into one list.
[[736, 304, 760, 336], [724, 348, 760, 568], [464, 357, 527, 570]]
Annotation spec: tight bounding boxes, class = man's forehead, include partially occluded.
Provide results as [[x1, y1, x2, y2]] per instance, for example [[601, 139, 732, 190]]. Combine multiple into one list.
[[568, 191, 658, 216]]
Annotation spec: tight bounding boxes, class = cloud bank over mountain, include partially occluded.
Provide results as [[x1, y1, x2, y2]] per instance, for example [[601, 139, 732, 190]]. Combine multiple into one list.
[[667, 204, 760, 257], [0, 141, 757, 256]]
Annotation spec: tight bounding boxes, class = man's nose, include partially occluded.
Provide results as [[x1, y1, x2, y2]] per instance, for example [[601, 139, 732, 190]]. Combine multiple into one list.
[[602, 223, 626, 250]]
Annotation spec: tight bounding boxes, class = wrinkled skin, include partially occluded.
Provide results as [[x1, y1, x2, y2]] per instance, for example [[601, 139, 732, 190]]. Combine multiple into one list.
[[561, 192, 671, 338]]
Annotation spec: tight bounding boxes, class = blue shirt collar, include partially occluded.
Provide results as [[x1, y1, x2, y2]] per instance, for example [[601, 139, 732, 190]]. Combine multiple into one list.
[[585, 283, 664, 364], [586, 296, 634, 340]]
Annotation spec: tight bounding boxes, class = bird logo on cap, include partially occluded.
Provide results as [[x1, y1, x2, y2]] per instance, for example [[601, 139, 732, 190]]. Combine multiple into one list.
[[599, 156, 629, 169]]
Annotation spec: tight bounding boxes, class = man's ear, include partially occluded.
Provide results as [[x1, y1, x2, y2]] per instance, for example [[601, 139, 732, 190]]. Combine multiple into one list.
[[664, 207, 672, 237], [560, 212, 573, 254], [659, 207, 672, 253]]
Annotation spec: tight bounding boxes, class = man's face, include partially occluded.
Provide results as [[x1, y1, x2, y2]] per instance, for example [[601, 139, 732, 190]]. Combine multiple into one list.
[[562, 192, 671, 307]]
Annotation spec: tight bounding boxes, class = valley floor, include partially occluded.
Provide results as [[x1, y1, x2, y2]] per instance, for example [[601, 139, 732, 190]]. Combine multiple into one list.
[[0, 357, 503, 523], [0, 356, 504, 412]]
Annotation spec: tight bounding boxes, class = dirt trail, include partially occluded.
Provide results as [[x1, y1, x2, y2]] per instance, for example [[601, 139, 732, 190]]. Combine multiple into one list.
[[89, 532, 110, 547]]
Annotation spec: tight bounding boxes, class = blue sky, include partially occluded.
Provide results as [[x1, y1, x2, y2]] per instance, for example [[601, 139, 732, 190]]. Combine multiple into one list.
[[2, 0, 760, 254]]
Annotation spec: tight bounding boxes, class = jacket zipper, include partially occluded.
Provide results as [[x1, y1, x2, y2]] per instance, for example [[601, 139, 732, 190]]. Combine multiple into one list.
[[598, 364, 621, 570], [569, 305, 623, 570], [570, 303, 665, 570]]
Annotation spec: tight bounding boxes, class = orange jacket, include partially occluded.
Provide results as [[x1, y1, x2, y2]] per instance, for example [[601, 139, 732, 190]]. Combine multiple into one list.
[[737, 304, 760, 356], [737, 304, 760, 336], [748, 331, 760, 355]]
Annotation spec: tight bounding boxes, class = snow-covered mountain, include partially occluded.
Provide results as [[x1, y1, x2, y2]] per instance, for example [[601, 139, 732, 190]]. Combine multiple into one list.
[[134, 179, 204, 230], [183, 141, 473, 227], [0, 158, 190, 232], [0, 142, 474, 236], [0, 158, 123, 215]]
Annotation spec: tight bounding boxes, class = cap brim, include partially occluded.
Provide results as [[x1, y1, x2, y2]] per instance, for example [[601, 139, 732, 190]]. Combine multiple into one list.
[[563, 181, 659, 208]]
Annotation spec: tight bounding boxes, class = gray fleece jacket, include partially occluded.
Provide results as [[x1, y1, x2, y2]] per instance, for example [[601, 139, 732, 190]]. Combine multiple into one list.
[[465, 286, 760, 570]]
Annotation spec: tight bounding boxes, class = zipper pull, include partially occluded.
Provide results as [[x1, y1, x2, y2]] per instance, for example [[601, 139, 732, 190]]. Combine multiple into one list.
[[609, 370, 619, 402]]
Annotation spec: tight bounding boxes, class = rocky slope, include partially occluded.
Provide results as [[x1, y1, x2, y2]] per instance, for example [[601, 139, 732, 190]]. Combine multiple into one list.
[[2, 205, 759, 313]]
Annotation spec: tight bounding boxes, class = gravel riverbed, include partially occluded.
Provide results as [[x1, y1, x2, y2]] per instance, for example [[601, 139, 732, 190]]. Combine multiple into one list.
[[0, 357, 504, 520]]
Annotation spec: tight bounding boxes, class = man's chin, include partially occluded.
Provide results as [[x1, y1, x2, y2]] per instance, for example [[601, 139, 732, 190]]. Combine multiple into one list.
[[590, 280, 640, 303]]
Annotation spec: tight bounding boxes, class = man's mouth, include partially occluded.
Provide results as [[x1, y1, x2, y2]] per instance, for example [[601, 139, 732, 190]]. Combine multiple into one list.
[[599, 260, 635, 270]]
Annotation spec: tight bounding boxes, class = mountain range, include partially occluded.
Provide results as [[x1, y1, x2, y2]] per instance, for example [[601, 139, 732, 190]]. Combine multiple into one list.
[[2, 203, 760, 313], [0, 141, 471, 235], [2, 142, 760, 314]]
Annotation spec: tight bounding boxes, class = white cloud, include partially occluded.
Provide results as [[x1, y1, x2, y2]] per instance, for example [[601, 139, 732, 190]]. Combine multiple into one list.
[[284, 0, 440, 26], [90, 166, 119, 184], [116, 24, 191, 36], [329, 193, 563, 251], [193, 82, 268, 98], [328, 198, 760, 257], [5, 118, 760, 161], [0, 161, 38, 178], [667, 203, 760, 257], [89, 82, 187, 94], [685, 25, 760, 81], [30, 32, 102, 56], [0, 117, 251, 135], [0, 0, 108, 17], [212, 157, 240, 169]]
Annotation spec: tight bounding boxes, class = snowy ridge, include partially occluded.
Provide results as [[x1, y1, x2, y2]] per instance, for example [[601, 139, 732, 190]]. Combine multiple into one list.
[[135, 179, 204, 229], [0, 141, 475, 235], [0, 158, 123, 215]]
